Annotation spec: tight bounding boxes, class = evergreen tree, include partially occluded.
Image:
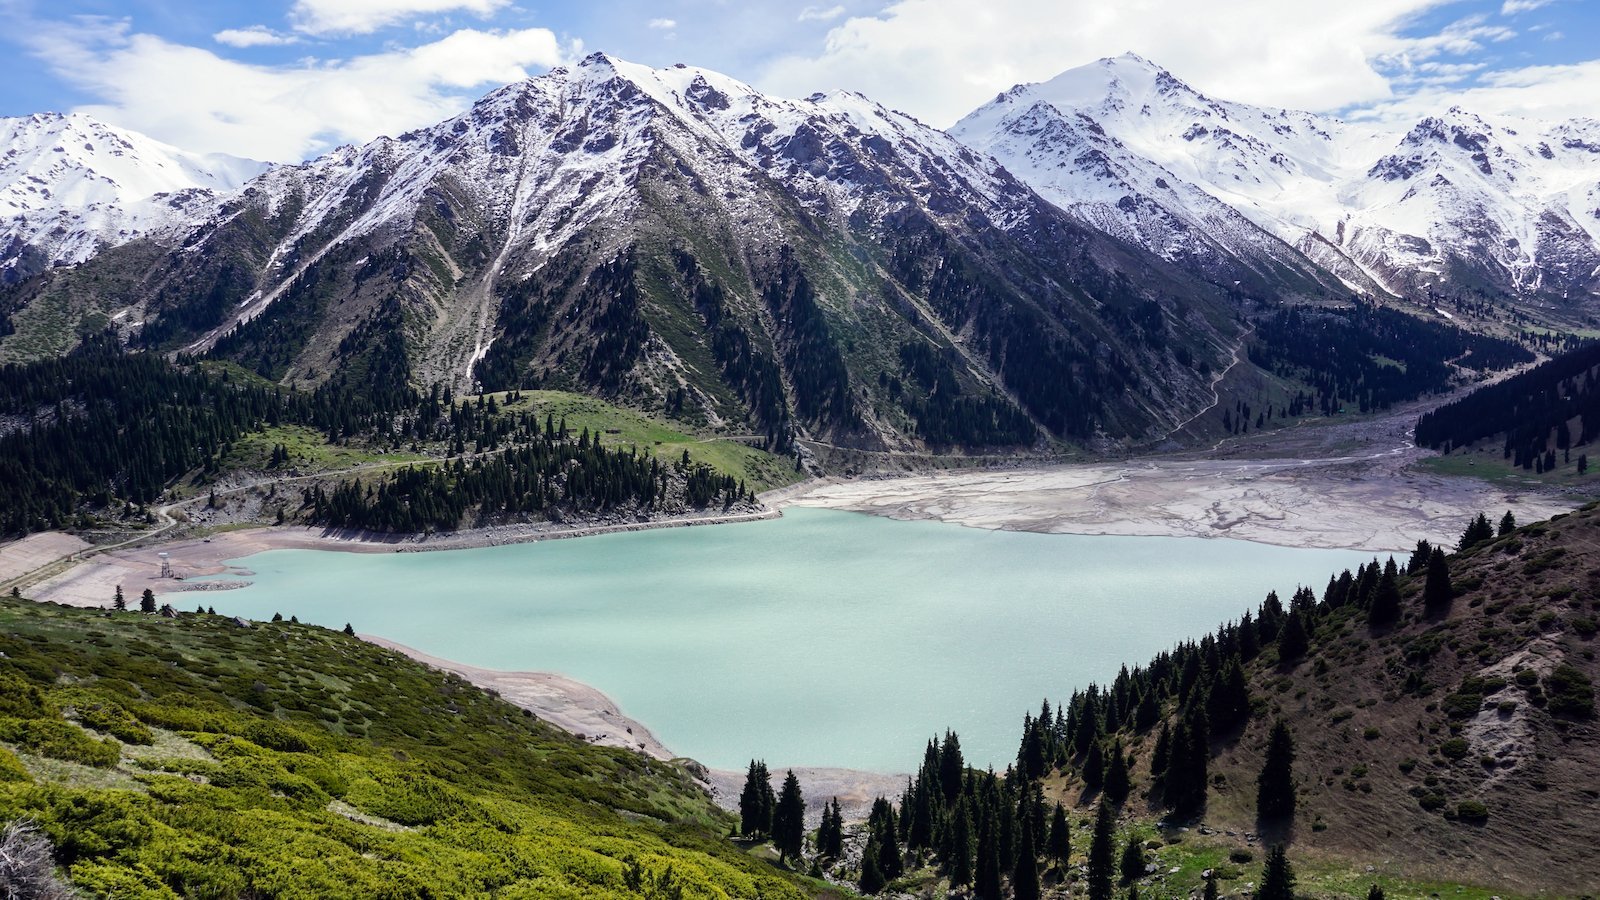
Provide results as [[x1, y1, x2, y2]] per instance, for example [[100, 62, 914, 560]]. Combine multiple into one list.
[[1203, 870, 1220, 900], [1258, 845, 1296, 900], [867, 797, 902, 880], [1406, 539, 1433, 575], [1257, 719, 1296, 822], [1012, 815, 1041, 900], [1087, 801, 1116, 900], [342, 623, 355, 636], [1367, 561, 1401, 627], [1103, 738, 1131, 803], [1119, 835, 1144, 885], [1458, 512, 1494, 551], [772, 770, 805, 864], [1277, 611, 1309, 663], [939, 731, 965, 803], [858, 855, 886, 895], [1497, 510, 1516, 537], [947, 799, 974, 887], [1083, 738, 1106, 791], [1366, 886, 1385, 900], [1046, 803, 1070, 866], [1150, 722, 1172, 777], [738, 761, 774, 838], [975, 808, 1002, 900], [1423, 547, 1453, 614], [1208, 655, 1252, 728], [817, 798, 844, 859], [140, 588, 156, 613], [113, 585, 125, 611]]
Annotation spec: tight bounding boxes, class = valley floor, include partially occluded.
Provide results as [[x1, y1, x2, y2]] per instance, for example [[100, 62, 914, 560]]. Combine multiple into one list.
[[782, 404, 1583, 553]]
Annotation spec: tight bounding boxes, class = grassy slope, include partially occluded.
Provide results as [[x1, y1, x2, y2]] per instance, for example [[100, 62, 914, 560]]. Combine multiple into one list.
[[0, 598, 824, 898], [1045, 508, 1600, 898]]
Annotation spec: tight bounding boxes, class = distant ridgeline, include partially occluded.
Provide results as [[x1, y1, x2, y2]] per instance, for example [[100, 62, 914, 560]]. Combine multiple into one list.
[[804, 510, 1599, 897], [0, 338, 749, 536], [1417, 339, 1600, 470], [1248, 302, 1531, 418]]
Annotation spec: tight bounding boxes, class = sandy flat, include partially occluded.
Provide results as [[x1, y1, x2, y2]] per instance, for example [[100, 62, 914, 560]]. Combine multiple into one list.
[[0, 532, 90, 585], [781, 428, 1577, 554]]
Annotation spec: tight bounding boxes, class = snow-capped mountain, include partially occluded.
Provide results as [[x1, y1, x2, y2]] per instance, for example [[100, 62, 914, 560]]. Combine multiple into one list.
[[0, 113, 264, 283], [956, 53, 1600, 308], [0, 53, 1247, 449]]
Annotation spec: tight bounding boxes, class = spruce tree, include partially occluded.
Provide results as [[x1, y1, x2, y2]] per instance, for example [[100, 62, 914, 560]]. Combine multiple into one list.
[[1203, 870, 1221, 900], [1258, 844, 1296, 900], [1497, 510, 1516, 537], [739, 761, 774, 838], [1277, 611, 1309, 663], [1367, 562, 1401, 627], [1012, 816, 1041, 900], [1423, 548, 1453, 614], [939, 731, 965, 803], [975, 809, 1002, 900], [140, 588, 157, 613], [1257, 719, 1296, 822], [1047, 803, 1070, 866], [1458, 512, 1494, 551], [858, 855, 886, 895], [1083, 738, 1106, 791], [113, 585, 125, 611], [947, 799, 974, 887], [1366, 886, 1385, 900], [342, 623, 355, 636], [1087, 801, 1116, 900], [1119, 834, 1144, 885], [772, 770, 805, 864]]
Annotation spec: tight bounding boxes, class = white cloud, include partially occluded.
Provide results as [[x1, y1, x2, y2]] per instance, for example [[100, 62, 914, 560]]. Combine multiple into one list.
[[213, 26, 299, 48], [26, 18, 569, 161], [759, 0, 1471, 127], [289, 0, 510, 35], [648, 18, 676, 30], [1500, 0, 1554, 13], [1364, 58, 1600, 122], [797, 5, 847, 22]]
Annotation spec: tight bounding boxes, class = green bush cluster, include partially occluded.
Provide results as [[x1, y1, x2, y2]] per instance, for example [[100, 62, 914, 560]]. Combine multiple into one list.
[[0, 599, 809, 899]]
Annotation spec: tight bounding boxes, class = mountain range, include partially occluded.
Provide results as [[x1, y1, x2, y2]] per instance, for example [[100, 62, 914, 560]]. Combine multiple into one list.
[[0, 52, 1592, 452]]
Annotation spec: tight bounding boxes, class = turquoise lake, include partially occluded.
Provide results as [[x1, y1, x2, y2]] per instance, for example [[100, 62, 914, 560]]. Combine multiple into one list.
[[199, 507, 1372, 773]]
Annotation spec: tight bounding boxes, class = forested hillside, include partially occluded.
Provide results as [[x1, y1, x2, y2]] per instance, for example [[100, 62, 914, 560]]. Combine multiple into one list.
[[0, 597, 824, 897], [0, 338, 774, 537], [1417, 340, 1600, 473], [804, 508, 1599, 898]]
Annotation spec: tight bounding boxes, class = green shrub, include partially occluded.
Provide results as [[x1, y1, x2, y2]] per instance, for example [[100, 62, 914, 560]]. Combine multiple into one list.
[[1439, 738, 1470, 760], [1456, 800, 1490, 822], [0, 671, 50, 718], [1441, 691, 1482, 719], [0, 745, 31, 782], [1546, 665, 1595, 718], [1515, 668, 1540, 687], [0, 717, 121, 767], [54, 691, 155, 745]]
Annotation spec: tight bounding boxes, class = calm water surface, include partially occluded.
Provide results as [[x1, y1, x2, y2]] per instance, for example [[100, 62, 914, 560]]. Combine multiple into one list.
[[201, 508, 1370, 772]]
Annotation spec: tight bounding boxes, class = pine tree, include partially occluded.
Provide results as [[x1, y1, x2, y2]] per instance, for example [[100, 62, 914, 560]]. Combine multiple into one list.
[[1277, 611, 1309, 662], [1203, 870, 1221, 900], [1087, 801, 1116, 900], [1119, 834, 1144, 885], [1367, 561, 1401, 627], [1083, 738, 1106, 791], [1423, 547, 1453, 614], [113, 585, 125, 611], [1103, 737, 1131, 803], [1257, 719, 1296, 822], [1497, 510, 1516, 537], [947, 799, 974, 887], [772, 770, 805, 864], [858, 854, 886, 895], [1458, 512, 1494, 551], [140, 588, 156, 613], [1150, 722, 1172, 777], [939, 731, 965, 803], [1012, 815, 1041, 900], [342, 623, 355, 636], [739, 761, 774, 839], [1366, 886, 1385, 900], [975, 807, 1002, 900], [1258, 845, 1296, 900], [1047, 803, 1070, 866]]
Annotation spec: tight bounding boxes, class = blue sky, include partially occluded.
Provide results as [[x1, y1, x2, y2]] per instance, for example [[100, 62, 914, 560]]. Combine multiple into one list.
[[1, 0, 1595, 161]]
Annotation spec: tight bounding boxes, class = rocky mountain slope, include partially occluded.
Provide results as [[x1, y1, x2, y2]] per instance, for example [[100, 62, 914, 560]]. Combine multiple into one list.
[[0, 54, 1260, 453], [0, 113, 262, 284], [956, 53, 1600, 314]]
